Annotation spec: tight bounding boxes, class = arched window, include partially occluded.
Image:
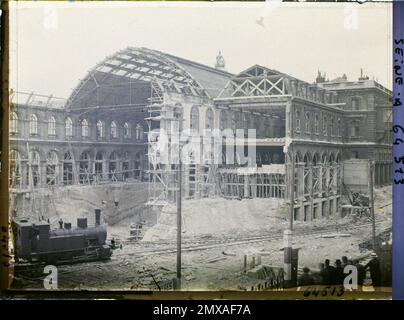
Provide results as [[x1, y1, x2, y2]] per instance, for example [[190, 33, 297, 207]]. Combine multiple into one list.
[[30, 114, 38, 135], [322, 115, 327, 135], [46, 151, 58, 185], [96, 120, 104, 138], [123, 122, 131, 138], [10, 150, 20, 164], [80, 152, 90, 161], [48, 116, 56, 136], [29, 151, 41, 187], [136, 124, 143, 140], [351, 97, 361, 111], [81, 119, 89, 138], [109, 151, 119, 179], [10, 150, 21, 187], [190, 106, 199, 131], [79, 151, 91, 183], [350, 120, 360, 137], [30, 151, 40, 164], [46, 151, 58, 165], [63, 151, 74, 185], [205, 108, 214, 130], [122, 152, 130, 180], [295, 110, 301, 132], [64, 151, 72, 161], [303, 153, 311, 166], [304, 111, 310, 133], [10, 112, 18, 134], [110, 121, 118, 138], [65, 117, 73, 137], [95, 152, 104, 175], [330, 117, 334, 136], [312, 153, 319, 166], [314, 114, 319, 134]]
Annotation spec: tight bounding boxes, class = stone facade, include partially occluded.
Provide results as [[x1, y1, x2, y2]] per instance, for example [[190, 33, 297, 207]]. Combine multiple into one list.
[[9, 47, 392, 222]]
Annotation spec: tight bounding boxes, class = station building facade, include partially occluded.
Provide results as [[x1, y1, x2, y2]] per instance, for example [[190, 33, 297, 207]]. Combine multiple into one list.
[[9, 47, 392, 221]]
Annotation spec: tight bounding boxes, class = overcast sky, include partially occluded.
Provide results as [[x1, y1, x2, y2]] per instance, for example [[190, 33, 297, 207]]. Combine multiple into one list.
[[9, 1, 392, 98]]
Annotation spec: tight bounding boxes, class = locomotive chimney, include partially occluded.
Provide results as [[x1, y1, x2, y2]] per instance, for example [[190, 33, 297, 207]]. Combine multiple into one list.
[[95, 209, 101, 226], [77, 217, 88, 229]]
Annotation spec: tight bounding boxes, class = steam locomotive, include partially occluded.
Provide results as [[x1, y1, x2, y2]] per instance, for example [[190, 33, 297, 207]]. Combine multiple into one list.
[[13, 209, 112, 264]]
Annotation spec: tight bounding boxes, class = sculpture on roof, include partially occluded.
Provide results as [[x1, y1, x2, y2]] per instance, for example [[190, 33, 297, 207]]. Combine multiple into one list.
[[215, 51, 226, 71], [315, 70, 326, 84]]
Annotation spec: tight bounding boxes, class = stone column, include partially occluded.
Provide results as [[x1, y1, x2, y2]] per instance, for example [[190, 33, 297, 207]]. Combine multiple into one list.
[[309, 166, 313, 221], [294, 163, 304, 221], [326, 165, 330, 218]]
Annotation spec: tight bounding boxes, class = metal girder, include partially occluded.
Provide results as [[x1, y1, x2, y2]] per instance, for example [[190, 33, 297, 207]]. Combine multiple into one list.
[[217, 65, 287, 99], [67, 47, 209, 109]]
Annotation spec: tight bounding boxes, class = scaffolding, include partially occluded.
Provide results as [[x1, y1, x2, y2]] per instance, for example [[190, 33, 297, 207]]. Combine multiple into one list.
[[217, 166, 286, 199], [146, 82, 180, 206]]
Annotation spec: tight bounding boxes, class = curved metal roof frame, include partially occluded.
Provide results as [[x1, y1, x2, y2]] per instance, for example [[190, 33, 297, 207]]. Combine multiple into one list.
[[66, 47, 210, 109]]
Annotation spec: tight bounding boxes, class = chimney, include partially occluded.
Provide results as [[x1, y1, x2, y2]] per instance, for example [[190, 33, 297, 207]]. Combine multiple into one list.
[[95, 209, 101, 226], [77, 218, 88, 229]]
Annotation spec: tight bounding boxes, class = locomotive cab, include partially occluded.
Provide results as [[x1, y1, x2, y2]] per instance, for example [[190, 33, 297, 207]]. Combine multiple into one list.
[[13, 219, 50, 261], [13, 209, 112, 264]]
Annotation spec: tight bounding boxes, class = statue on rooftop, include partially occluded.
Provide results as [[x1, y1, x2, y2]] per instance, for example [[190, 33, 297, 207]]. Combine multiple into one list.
[[215, 51, 226, 71]]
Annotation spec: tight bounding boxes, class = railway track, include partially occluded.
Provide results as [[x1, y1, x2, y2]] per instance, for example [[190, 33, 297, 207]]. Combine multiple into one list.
[[12, 218, 390, 286], [125, 219, 390, 257]]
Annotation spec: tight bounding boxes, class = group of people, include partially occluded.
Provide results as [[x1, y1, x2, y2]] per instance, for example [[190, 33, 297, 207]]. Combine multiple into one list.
[[298, 253, 382, 287]]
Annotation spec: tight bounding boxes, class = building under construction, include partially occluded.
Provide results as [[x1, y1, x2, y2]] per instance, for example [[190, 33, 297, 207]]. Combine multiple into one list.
[[9, 47, 392, 221]]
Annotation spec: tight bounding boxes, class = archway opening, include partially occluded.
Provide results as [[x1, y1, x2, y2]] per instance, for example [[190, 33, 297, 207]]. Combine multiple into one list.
[[109, 152, 119, 180], [80, 151, 91, 184], [95, 152, 104, 179], [63, 152, 74, 185], [46, 151, 58, 185]]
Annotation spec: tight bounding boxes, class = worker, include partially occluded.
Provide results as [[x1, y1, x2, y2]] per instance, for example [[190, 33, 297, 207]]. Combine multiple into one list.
[[298, 267, 315, 287], [324, 259, 336, 285], [341, 256, 349, 268], [318, 263, 326, 284], [353, 259, 366, 287], [334, 259, 344, 284], [365, 252, 382, 287], [58, 218, 63, 229]]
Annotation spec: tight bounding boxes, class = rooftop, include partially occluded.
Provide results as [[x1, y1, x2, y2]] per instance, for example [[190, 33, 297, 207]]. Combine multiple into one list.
[[11, 91, 67, 109]]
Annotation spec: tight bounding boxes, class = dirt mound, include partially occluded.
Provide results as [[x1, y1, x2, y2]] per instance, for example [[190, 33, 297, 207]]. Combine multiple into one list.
[[142, 198, 287, 241], [11, 182, 149, 228]]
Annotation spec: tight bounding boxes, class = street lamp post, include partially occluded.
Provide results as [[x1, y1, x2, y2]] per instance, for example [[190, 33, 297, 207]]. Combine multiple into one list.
[[175, 108, 186, 290], [176, 143, 183, 289], [284, 146, 295, 288], [289, 147, 295, 232], [369, 160, 376, 250]]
